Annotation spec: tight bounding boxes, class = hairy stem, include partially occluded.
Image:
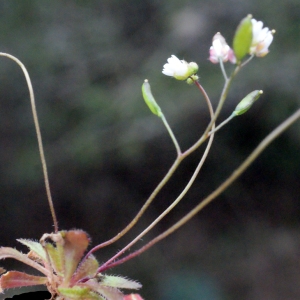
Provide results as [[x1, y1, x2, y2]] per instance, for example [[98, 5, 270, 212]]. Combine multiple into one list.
[[0, 52, 58, 233]]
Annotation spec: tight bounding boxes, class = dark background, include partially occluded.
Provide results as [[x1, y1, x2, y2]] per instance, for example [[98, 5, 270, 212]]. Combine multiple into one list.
[[0, 1, 300, 299]]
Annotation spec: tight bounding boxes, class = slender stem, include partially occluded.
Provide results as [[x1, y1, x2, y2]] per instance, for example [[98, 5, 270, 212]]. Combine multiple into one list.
[[81, 158, 181, 261], [160, 113, 182, 155], [219, 59, 228, 81], [208, 113, 236, 136], [84, 109, 182, 261], [97, 83, 216, 273], [0, 52, 58, 233], [101, 108, 300, 271], [80, 81, 215, 274], [241, 55, 254, 68], [98, 127, 215, 273], [184, 64, 242, 157], [83, 119, 182, 263]]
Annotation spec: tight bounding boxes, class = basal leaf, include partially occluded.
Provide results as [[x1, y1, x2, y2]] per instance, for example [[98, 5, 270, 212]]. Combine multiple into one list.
[[61, 230, 90, 286], [17, 239, 47, 261], [99, 275, 142, 290], [58, 286, 100, 299], [71, 255, 99, 284], [0, 247, 49, 276], [0, 271, 47, 289]]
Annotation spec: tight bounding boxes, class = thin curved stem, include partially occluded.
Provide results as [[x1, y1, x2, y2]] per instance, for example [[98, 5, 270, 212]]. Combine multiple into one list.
[[208, 113, 236, 136], [183, 65, 241, 157], [219, 59, 228, 81], [182, 80, 216, 157], [0, 52, 58, 233], [80, 81, 215, 271], [241, 55, 254, 68], [100, 108, 300, 271], [96, 83, 216, 273], [98, 125, 215, 273], [81, 158, 181, 262], [160, 113, 182, 155], [84, 108, 183, 261]]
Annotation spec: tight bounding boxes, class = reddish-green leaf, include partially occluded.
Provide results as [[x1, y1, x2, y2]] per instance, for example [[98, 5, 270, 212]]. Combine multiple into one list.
[[0, 271, 47, 289], [0, 247, 49, 276], [71, 255, 99, 284], [61, 230, 90, 286]]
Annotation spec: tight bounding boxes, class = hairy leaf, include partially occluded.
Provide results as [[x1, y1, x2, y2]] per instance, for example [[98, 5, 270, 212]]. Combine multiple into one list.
[[99, 275, 142, 290], [0, 271, 47, 289]]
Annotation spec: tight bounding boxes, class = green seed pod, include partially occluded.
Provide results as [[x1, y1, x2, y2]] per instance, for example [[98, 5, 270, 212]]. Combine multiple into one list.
[[233, 90, 263, 116], [233, 15, 253, 62], [142, 79, 162, 117]]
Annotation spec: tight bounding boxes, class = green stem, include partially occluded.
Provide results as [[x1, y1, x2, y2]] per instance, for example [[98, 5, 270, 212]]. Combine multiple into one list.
[[82, 82, 214, 267], [0, 52, 58, 233], [82, 158, 181, 261], [183, 64, 242, 157], [208, 113, 236, 136], [98, 122, 215, 273], [160, 113, 182, 155], [101, 107, 300, 271], [219, 59, 228, 81], [96, 82, 216, 272]]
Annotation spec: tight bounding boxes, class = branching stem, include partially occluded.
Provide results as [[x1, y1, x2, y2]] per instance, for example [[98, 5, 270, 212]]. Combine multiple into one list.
[[100, 108, 300, 271]]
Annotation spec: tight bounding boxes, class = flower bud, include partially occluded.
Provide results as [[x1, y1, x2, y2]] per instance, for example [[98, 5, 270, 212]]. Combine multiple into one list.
[[233, 90, 263, 116], [142, 79, 162, 117], [186, 75, 199, 85], [209, 32, 236, 64]]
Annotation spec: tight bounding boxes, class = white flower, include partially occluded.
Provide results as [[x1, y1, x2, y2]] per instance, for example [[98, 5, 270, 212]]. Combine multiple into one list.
[[209, 32, 236, 64], [162, 55, 198, 80], [250, 19, 274, 57]]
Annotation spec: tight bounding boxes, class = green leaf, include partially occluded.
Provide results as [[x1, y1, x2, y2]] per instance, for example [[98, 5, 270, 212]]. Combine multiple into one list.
[[99, 274, 142, 290], [142, 79, 162, 117], [44, 242, 65, 276], [58, 286, 100, 299], [84, 280, 124, 300], [233, 15, 253, 62], [17, 239, 47, 261], [70, 255, 99, 284]]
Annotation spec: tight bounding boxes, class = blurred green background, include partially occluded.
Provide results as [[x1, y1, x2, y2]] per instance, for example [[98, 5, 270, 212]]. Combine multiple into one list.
[[1, 1, 300, 299]]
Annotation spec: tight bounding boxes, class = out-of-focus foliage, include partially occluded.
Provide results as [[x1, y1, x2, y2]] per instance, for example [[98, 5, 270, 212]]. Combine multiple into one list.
[[1, 1, 300, 299]]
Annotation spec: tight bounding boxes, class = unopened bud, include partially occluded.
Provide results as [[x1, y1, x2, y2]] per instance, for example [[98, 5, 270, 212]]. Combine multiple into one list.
[[186, 75, 199, 85]]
